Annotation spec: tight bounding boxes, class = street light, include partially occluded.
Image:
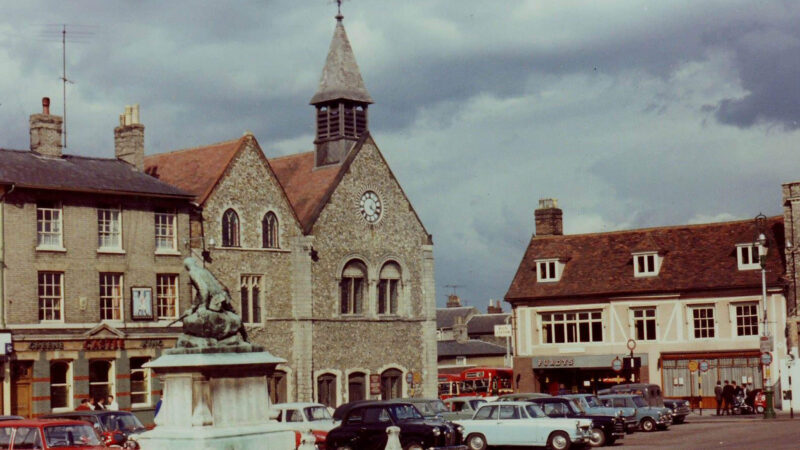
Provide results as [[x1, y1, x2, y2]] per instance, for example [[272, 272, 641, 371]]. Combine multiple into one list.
[[755, 214, 777, 419]]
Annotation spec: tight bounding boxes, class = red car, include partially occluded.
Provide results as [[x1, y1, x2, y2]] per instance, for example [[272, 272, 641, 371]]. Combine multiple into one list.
[[0, 418, 108, 449]]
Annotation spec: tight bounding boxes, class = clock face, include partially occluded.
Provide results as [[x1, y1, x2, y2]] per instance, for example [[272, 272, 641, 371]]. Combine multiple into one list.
[[359, 191, 382, 223]]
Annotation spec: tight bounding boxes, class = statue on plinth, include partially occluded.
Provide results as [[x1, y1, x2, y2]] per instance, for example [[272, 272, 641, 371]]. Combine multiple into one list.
[[171, 257, 251, 351]]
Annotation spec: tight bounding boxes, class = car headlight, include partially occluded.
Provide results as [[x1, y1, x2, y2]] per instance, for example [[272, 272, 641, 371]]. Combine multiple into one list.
[[432, 427, 441, 436], [616, 410, 623, 417], [456, 425, 465, 434]]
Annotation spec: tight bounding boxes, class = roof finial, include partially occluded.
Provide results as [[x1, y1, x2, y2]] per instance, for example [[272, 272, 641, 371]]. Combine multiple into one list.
[[335, 0, 344, 22]]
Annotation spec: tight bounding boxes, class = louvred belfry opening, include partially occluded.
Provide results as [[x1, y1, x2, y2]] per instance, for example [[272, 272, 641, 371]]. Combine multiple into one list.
[[311, 12, 373, 167]]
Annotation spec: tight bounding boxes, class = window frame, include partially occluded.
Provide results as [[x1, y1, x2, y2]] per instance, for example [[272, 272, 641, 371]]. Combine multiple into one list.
[[99, 273, 124, 321], [340, 261, 366, 316], [221, 208, 241, 248], [130, 357, 151, 407], [50, 361, 73, 411], [36, 202, 64, 250], [631, 307, 657, 341], [377, 262, 401, 315], [733, 302, 759, 337], [88, 359, 115, 402], [240, 275, 263, 325], [97, 207, 123, 252], [633, 252, 660, 277], [535, 259, 562, 282], [38, 271, 64, 322], [155, 211, 178, 253], [540, 310, 603, 344], [262, 212, 279, 249], [736, 244, 760, 270], [689, 305, 716, 340], [155, 274, 179, 319]]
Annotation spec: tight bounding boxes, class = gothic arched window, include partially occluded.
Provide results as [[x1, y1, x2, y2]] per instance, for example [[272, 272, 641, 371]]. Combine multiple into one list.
[[340, 260, 366, 315], [262, 212, 279, 249], [222, 209, 240, 247]]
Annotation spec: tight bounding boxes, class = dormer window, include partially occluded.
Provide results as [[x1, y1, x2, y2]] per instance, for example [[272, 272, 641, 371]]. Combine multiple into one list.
[[736, 244, 760, 270], [633, 252, 660, 277], [536, 259, 562, 282]]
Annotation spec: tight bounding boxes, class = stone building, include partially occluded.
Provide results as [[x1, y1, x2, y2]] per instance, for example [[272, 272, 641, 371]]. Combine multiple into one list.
[[144, 12, 437, 406], [0, 101, 194, 420], [506, 199, 788, 407], [436, 297, 510, 373]]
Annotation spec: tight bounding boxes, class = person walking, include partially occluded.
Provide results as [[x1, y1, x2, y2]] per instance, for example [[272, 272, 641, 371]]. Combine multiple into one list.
[[722, 380, 735, 415], [714, 380, 723, 415], [105, 395, 119, 411]]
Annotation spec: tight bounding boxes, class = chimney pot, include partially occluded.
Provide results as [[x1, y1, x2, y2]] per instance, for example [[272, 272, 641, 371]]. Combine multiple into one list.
[[42, 97, 50, 115], [30, 97, 63, 157], [115, 104, 145, 170], [534, 197, 563, 236]]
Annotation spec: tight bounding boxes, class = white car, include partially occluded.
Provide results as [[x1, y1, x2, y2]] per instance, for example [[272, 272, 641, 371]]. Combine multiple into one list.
[[457, 401, 592, 450], [269, 402, 337, 432]]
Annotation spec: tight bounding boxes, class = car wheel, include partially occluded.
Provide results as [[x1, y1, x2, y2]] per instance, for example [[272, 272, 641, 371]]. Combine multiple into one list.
[[672, 416, 685, 424], [547, 431, 571, 450], [466, 433, 488, 450], [588, 427, 606, 447], [640, 418, 656, 432], [756, 405, 765, 414]]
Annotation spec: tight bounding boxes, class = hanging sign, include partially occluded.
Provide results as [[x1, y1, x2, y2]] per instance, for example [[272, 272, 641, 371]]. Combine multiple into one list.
[[761, 352, 773, 366], [699, 360, 710, 372], [611, 357, 623, 373], [688, 360, 699, 372]]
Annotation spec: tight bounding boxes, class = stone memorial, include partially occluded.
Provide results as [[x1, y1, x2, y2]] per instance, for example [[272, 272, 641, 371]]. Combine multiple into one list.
[[134, 257, 296, 450]]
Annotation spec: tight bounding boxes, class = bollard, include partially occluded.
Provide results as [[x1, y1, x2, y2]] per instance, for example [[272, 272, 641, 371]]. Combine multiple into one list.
[[385, 425, 402, 450], [298, 430, 317, 450]]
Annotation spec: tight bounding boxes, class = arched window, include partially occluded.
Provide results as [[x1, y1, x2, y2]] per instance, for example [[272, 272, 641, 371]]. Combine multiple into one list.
[[222, 209, 240, 247], [50, 361, 71, 409], [317, 373, 337, 407], [378, 262, 401, 315], [348, 372, 366, 403], [269, 370, 287, 405], [340, 260, 366, 315], [262, 212, 279, 249], [380, 368, 402, 400]]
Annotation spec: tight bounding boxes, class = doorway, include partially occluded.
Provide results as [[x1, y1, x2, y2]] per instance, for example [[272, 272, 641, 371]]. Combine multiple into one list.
[[11, 361, 33, 417]]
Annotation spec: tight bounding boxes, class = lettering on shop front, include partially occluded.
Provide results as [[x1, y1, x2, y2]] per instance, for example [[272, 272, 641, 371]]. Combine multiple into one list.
[[536, 358, 575, 368], [29, 342, 65, 351], [83, 339, 125, 351], [141, 339, 164, 349]]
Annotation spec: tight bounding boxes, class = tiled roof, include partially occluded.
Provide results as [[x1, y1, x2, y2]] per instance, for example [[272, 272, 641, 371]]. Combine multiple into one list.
[[436, 307, 478, 329], [467, 313, 511, 335], [144, 137, 244, 204], [437, 339, 507, 357], [506, 216, 785, 301], [310, 17, 373, 105], [0, 148, 191, 198], [269, 151, 341, 231]]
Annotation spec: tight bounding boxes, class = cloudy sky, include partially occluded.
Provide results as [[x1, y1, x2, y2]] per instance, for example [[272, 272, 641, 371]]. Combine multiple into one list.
[[2, 1, 800, 311]]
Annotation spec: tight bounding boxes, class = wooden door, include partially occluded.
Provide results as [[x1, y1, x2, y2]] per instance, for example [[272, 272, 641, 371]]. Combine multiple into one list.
[[11, 361, 33, 418]]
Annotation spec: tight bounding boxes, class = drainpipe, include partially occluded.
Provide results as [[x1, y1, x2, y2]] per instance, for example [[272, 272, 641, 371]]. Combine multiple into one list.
[[0, 183, 15, 328]]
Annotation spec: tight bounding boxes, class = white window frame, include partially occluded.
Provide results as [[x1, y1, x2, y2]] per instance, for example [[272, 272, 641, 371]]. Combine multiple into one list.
[[36, 202, 64, 250], [240, 275, 263, 325], [97, 207, 122, 251], [688, 305, 716, 340], [456, 356, 467, 366], [736, 244, 760, 270], [631, 307, 657, 341], [155, 212, 178, 253], [50, 360, 73, 412], [540, 310, 604, 344], [99, 273, 124, 321], [378, 262, 401, 315], [156, 274, 179, 319], [38, 271, 64, 322], [536, 259, 562, 282], [88, 359, 115, 401], [130, 357, 151, 407], [633, 252, 661, 277], [731, 302, 760, 337]]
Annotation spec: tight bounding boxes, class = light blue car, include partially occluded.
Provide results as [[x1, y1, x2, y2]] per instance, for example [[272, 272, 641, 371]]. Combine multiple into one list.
[[562, 393, 637, 434]]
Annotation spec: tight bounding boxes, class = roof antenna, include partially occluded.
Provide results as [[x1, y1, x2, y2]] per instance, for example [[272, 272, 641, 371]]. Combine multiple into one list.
[[445, 284, 464, 296]]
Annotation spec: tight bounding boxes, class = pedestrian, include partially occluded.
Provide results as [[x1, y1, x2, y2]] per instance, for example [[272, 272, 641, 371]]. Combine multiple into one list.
[[93, 397, 105, 411], [722, 380, 734, 415], [714, 380, 723, 415], [733, 381, 743, 397], [75, 399, 92, 411], [105, 395, 119, 411]]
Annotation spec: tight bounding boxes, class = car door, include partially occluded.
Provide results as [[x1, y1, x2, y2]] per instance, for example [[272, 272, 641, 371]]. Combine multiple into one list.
[[471, 405, 497, 443], [360, 407, 391, 450], [497, 405, 526, 446]]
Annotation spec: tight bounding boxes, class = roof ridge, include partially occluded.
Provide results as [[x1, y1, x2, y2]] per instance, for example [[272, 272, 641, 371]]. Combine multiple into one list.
[[268, 150, 314, 161], [147, 136, 244, 158], [538, 215, 783, 239], [0, 148, 129, 163]]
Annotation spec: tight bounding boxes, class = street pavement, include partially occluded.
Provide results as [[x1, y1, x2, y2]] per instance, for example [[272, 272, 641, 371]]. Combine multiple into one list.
[[616, 410, 800, 449]]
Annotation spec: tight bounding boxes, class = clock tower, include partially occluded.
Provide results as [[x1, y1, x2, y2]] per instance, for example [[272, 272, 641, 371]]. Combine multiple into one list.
[[311, 11, 373, 167]]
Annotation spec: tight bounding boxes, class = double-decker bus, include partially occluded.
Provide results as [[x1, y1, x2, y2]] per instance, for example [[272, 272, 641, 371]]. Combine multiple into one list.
[[437, 373, 462, 400], [460, 367, 513, 398]]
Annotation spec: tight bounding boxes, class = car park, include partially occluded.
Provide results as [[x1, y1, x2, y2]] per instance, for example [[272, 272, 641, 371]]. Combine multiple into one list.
[[326, 400, 466, 450], [599, 394, 671, 432], [457, 401, 592, 450], [662, 399, 691, 424], [442, 397, 487, 421], [0, 418, 107, 450], [561, 394, 637, 434], [599, 384, 674, 426], [43, 410, 146, 448], [528, 397, 625, 447]]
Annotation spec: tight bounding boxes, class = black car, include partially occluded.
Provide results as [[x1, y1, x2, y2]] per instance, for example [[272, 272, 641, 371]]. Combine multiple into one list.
[[662, 399, 690, 424], [43, 410, 146, 448], [326, 401, 466, 450], [529, 397, 625, 447]]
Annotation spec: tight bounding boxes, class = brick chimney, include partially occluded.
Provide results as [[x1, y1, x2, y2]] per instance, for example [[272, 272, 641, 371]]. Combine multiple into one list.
[[535, 198, 563, 236], [114, 104, 144, 170], [453, 316, 469, 343], [487, 299, 503, 314], [30, 97, 63, 157], [446, 294, 462, 308]]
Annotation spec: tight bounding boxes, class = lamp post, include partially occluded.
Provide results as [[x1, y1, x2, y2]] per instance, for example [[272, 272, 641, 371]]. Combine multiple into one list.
[[755, 214, 777, 419]]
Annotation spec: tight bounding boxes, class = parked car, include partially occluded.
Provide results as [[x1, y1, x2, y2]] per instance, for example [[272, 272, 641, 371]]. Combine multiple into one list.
[[0, 416, 24, 422], [0, 418, 107, 450], [325, 400, 466, 450], [599, 384, 674, 426], [269, 402, 334, 448], [662, 399, 691, 424], [442, 397, 487, 421], [398, 398, 451, 421], [599, 394, 671, 432], [43, 410, 146, 448], [528, 397, 625, 447], [495, 392, 551, 401], [457, 401, 592, 450], [561, 394, 637, 434]]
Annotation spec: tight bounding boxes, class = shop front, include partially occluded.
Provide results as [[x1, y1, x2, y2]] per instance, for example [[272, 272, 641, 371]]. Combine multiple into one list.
[[530, 354, 650, 395], [2, 324, 176, 424]]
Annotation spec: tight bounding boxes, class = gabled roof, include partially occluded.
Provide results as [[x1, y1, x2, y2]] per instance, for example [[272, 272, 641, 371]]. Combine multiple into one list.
[[269, 151, 342, 231], [0, 148, 191, 199], [506, 216, 785, 301], [144, 137, 244, 204], [437, 339, 507, 357], [309, 15, 373, 105], [466, 313, 511, 335], [436, 306, 478, 329]]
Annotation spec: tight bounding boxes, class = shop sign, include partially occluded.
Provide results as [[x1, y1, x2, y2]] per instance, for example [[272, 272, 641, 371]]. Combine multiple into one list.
[[369, 374, 381, 395], [611, 357, 623, 373], [699, 360, 710, 372], [83, 339, 125, 351], [29, 341, 65, 351], [494, 324, 512, 337], [141, 339, 164, 349], [760, 336, 773, 353], [536, 358, 575, 368], [406, 372, 414, 384], [687, 360, 699, 372]]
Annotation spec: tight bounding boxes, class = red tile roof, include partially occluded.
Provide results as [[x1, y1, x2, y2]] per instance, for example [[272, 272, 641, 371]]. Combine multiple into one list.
[[144, 138, 244, 204], [505, 217, 785, 301], [268, 151, 342, 231]]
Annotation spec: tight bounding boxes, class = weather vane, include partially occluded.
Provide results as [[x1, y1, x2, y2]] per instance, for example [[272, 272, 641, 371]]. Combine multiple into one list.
[[331, 0, 347, 18]]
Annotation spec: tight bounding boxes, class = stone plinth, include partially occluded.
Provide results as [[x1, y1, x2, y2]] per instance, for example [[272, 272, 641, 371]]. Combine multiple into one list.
[[135, 348, 297, 450]]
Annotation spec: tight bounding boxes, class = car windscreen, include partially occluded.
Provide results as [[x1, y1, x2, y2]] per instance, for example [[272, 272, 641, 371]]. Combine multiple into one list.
[[468, 399, 487, 410], [305, 406, 332, 421], [100, 413, 145, 432], [524, 404, 546, 418], [389, 404, 424, 421], [44, 424, 103, 447], [584, 396, 602, 408], [569, 399, 585, 414], [632, 396, 647, 408]]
